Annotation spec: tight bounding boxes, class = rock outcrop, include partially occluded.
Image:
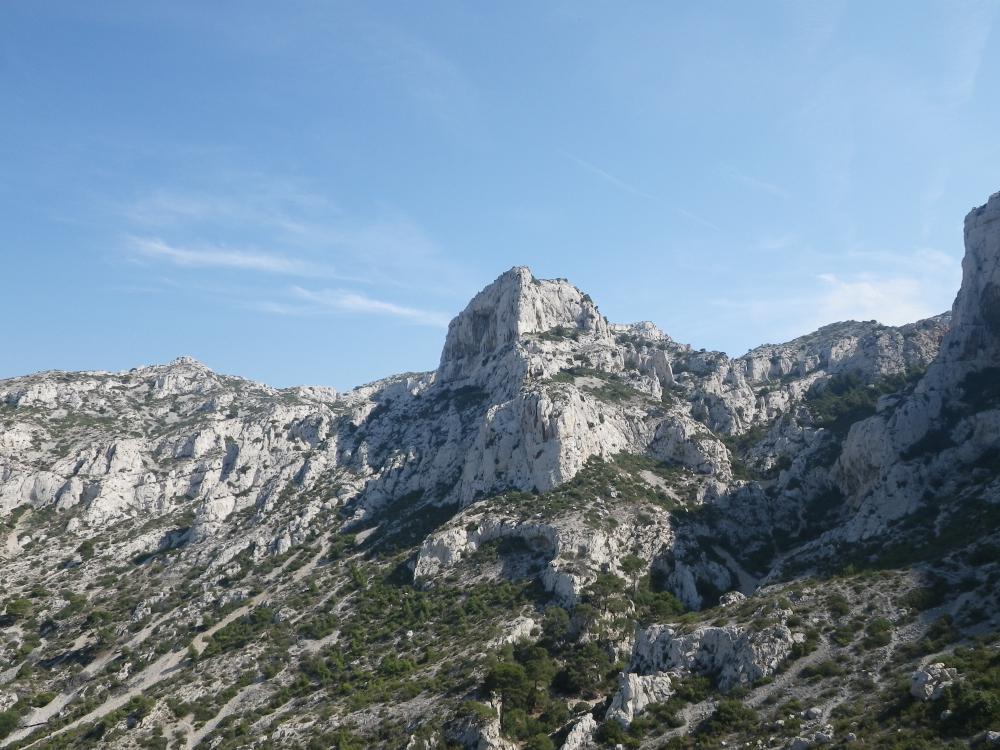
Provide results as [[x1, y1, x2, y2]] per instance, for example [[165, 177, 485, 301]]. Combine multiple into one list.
[[910, 662, 959, 702], [606, 672, 675, 727], [630, 622, 796, 689], [559, 714, 597, 750]]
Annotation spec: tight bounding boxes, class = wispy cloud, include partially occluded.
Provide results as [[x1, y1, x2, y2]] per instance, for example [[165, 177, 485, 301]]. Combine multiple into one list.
[[131, 237, 322, 276], [708, 244, 960, 352], [119, 179, 473, 297], [757, 233, 797, 251], [947, 0, 997, 104], [563, 152, 656, 200], [122, 186, 337, 230], [673, 207, 723, 232], [726, 168, 789, 198], [255, 286, 450, 327], [814, 273, 934, 326], [563, 153, 728, 235], [109, 173, 482, 338]]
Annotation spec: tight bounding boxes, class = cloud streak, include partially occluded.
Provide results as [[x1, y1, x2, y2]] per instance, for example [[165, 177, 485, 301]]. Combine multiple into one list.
[[726, 168, 789, 198], [121, 180, 473, 296], [563, 152, 656, 200], [129, 236, 372, 285], [132, 237, 318, 276], [673, 207, 723, 232], [947, 0, 997, 103], [255, 286, 451, 327]]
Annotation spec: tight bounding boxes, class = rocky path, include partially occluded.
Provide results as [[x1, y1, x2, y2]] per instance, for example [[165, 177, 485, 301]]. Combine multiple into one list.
[[166, 543, 333, 750]]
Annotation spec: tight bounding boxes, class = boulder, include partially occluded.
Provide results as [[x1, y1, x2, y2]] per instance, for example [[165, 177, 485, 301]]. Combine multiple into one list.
[[910, 662, 958, 702], [606, 672, 674, 727]]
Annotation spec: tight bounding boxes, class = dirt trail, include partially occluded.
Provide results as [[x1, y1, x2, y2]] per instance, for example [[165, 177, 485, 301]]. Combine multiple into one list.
[[3, 543, 329, 749]]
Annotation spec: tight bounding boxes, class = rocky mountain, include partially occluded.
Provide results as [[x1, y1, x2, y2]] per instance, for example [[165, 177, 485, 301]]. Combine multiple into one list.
[[0, 194, 997, 750]]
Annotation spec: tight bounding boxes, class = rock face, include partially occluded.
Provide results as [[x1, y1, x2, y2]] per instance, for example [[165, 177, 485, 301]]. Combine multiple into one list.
[[438, 267, 613, 390], [604, 619, 798, 727], [413, 476, 675, 604], [0, 263, 951, 553], [742, 316, 949, 386]]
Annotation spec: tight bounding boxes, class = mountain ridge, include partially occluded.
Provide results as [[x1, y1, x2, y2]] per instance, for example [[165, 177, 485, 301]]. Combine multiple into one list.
[[0, 194, 997, 749]]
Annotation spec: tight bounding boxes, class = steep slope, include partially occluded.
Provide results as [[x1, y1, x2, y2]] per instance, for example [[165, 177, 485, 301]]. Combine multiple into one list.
[[0, 195, 996, 750]]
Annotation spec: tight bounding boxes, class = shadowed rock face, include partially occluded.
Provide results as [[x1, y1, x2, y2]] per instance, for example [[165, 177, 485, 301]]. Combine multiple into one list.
[[957, 192, 1000, 360]]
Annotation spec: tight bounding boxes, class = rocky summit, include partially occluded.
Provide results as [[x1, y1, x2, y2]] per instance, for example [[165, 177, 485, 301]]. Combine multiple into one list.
[[0, 195, 999, 750]]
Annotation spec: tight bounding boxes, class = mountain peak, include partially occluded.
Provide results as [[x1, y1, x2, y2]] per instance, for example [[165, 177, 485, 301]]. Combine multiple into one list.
[[165, 355, 210, 370], [437, 267, 611, 383]]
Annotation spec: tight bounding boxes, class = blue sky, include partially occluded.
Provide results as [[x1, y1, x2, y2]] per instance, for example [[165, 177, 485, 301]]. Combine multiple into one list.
[[3, 2, 999, 389]]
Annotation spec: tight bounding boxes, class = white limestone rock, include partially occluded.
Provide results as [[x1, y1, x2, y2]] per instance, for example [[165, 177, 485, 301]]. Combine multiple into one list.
[[910, 662, 958, 702], [439, 266, 613, 392], [451, 702, 517, 750], [606, 671, 675, 727], [414, 500, 673, 605], [560, 713, 597, 750], [631, 622, 795, 690]]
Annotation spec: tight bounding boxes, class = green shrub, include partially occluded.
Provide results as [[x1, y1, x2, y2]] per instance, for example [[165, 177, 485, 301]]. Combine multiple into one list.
[[457, 701, 496, 722], [5, 598, 31, 619], [30, 692, 55, 708], [0, 711, 17, 740], [701, 699, 756, 735], [484, 662, 530, 728], [595, 720, 634, 746], [899, 581, 948, 612], [862, 618, 892, 649], [525, 734, 555, 750], [827, 593, 850, 617], [800, 659, 844, 680]]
